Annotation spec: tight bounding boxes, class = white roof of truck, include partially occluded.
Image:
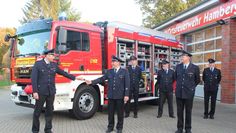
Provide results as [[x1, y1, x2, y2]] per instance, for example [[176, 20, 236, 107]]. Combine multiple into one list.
[[107, 21, 177, 41]]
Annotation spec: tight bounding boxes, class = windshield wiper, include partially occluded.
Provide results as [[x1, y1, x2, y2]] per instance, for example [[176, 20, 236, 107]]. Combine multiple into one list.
[[15, 54, 25, 57], [26, 53, 40, 56], [15, 53, 40, 57]]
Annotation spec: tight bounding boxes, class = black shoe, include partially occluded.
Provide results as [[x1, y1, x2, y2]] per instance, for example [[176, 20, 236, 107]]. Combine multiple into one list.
[[134, 114, 138, 118], [116, 129, 122, 133], [209, 115, 214, 119], [124, 114, 129, 118], [169, 115, 175, 118], [185, 129, 192, 133], [175, 129, 183, 133], [203, 115, 208, 119], [105, 128, 113, 133], [156, 115, 162, 118]]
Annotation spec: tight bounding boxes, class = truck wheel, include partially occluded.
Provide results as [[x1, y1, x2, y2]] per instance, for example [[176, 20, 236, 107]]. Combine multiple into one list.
[[71, 85, 99, 120]]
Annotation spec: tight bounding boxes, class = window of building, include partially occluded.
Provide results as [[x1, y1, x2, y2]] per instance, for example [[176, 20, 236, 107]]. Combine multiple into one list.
[[205, 28, 214, 39], [192, 54, 203, 63], [185, 34, 194, 43], [215, 51, 222, 61], [195, 43, 204, 52], [216, 26, 222, 37], [187, 45, 194, 53], [204, 52, 214, 62], [195, 32, 203, 42], [205, 40, 214, 51], [215, 39, 222, 49], [184, 26, 222, 84]]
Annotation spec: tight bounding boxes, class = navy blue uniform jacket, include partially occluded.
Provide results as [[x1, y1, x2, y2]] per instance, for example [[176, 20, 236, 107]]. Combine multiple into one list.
[[92, 68, 130, 99], [175, 63, 200, 99], [156, 69, 176, 93], [127, 65, 142, 89], [203, 67, 221, 91], [31, 59, 75, 95]]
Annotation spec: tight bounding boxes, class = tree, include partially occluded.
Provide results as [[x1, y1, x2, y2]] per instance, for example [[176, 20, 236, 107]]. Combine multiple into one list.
[[0, 28, 16, 68], [20, 0, 81, 23], [135, 0, 202, 28]]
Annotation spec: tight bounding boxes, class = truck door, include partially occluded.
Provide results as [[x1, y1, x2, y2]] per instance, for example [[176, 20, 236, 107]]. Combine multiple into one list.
[[55, 28, 102, 82]]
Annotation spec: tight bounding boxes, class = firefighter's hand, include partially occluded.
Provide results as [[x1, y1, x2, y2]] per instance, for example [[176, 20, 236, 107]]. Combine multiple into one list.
[[76, 76, 85, 81], [85, 80, 92, 85], [124, 96, 129, 103], [33, 92, 39, 100]]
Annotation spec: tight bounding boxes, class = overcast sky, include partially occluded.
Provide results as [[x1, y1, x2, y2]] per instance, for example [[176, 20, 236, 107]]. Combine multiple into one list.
[[0, 0, 143, 28]]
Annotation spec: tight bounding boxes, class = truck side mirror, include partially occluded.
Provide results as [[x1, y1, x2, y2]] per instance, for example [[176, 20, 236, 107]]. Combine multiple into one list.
[[18, 38, 25, 45], [58, 27, 67, 44], [4, 34, 11, 42], [58, 45, 67, 53]]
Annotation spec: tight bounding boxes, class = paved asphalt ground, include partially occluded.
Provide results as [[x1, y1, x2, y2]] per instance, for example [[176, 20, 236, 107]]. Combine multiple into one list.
[[0, 87, 236, 133]]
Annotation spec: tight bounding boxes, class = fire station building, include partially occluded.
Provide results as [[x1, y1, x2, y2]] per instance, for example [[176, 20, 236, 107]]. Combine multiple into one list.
[[154, 0, 236, 104]]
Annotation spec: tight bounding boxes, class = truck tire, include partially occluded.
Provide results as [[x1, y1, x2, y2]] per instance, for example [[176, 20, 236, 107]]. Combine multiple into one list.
[[71, 85, 99, 120]]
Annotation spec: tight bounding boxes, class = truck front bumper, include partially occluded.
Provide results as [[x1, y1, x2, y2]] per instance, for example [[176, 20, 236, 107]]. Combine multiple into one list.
[[10, 84, 36, 106], [10, 84, 74, 111]]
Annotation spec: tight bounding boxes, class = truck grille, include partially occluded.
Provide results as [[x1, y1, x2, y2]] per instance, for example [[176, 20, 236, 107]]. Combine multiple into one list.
[[14, 67, 32, 79]]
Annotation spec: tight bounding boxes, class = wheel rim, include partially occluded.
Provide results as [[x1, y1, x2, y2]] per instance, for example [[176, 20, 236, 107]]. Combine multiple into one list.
[[78, 92, 94, 113]]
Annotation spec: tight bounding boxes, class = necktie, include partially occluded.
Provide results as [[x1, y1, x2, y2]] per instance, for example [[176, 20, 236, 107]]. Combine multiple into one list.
[[183, 65, 187, 72], [211, 68, 214, 72], [184, 65, 187, 70], [114, 69, 117, 73], [166, 69, 168, 74]]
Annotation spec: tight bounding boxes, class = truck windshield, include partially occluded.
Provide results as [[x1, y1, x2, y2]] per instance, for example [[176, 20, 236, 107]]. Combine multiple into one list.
[[15, 31, 50, 57]]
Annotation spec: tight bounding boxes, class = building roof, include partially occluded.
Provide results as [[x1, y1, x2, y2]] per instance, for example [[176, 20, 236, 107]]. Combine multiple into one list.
[[153, 0, 220, 30]]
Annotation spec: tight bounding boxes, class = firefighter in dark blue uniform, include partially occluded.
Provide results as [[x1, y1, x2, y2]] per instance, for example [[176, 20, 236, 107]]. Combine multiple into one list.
[[203, 58, 221, 119], [175, 51, 200, 133], [31, 49, 82, 133], [86, 55, 130, 133], [156, 60, 176, 118], [125, 56, 142, 118]]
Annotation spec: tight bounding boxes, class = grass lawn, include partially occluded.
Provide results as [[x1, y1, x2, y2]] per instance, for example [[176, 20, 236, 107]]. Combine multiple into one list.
[[0, 80, 12, 87]]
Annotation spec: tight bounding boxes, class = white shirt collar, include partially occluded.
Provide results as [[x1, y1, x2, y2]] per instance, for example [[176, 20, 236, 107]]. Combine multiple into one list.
[[114, 67, 120, 72], [184, 62, 190, 68], [44, 58, 50, 64], [117, 67, 120, 71]]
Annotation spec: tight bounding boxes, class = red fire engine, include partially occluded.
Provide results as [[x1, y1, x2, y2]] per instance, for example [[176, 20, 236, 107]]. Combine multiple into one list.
[[5, 18, 182, 120]]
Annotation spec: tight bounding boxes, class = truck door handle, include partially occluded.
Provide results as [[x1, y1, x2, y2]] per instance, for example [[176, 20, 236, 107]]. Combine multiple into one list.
[[80, 65, 84, 71]]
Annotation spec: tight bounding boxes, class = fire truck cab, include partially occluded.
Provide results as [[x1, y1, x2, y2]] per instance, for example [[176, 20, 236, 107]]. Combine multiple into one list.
[[6, 18, 182, 120]]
